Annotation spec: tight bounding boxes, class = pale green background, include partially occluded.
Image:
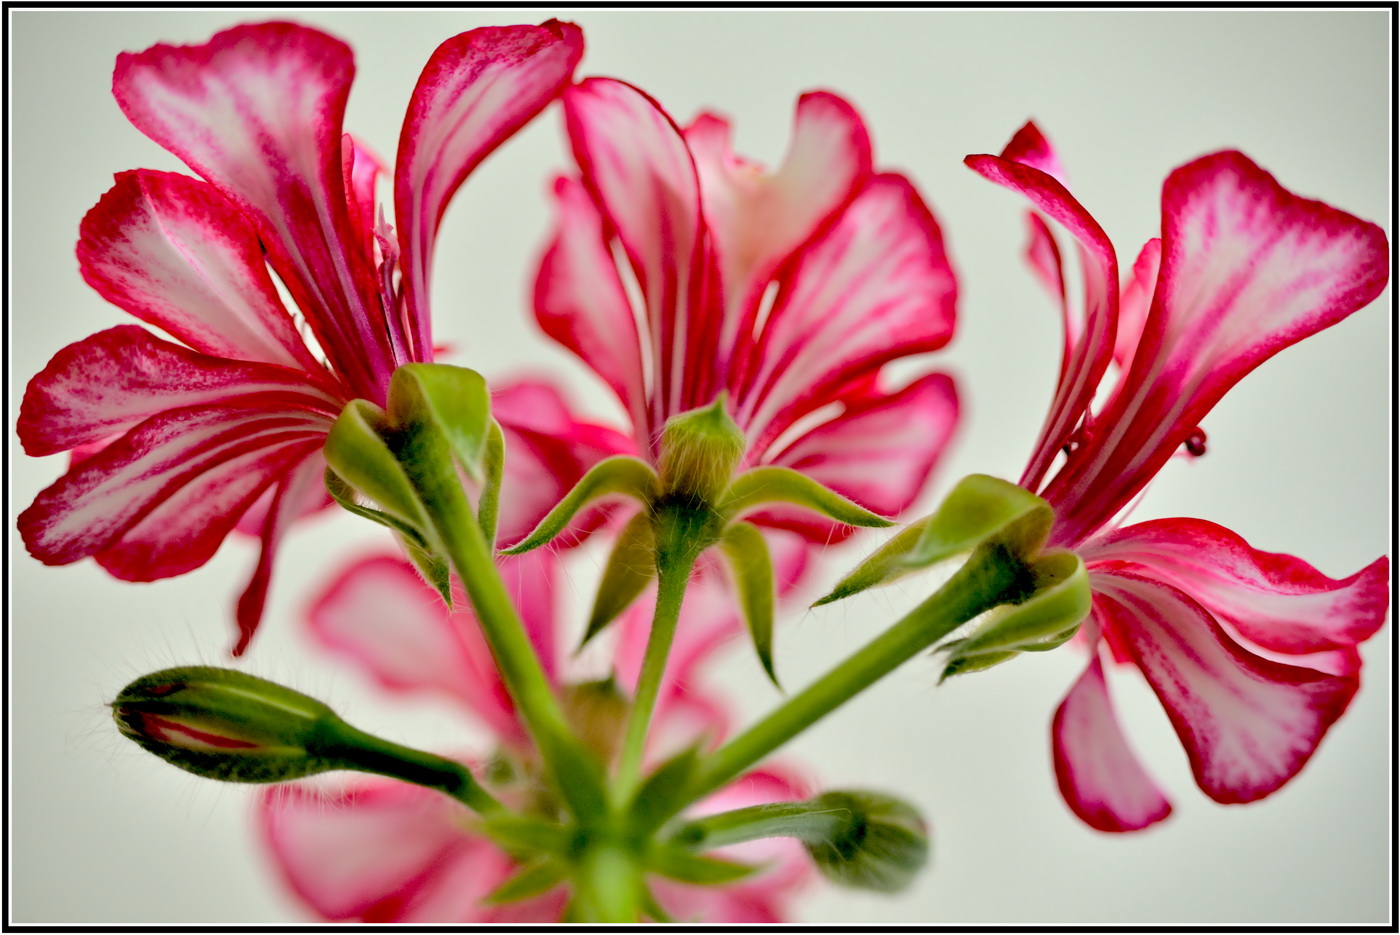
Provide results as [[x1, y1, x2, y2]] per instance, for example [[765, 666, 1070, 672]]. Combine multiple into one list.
[[8, 7, 1392, 925]]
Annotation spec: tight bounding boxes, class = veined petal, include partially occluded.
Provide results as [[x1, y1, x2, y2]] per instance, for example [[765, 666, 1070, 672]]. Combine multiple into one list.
[[396, 21, 583, 355], [1024, 212, 1072, 373], [1082, 518, 1389, 655], [686, 92, 872, 400], [18, 325, 341, 457], [78, 170, 322, 371], [1052, 650, 1172, 832], [739, 174, 957, 456], [1114, 238, 1162, 371], [966, 123, 1119, 493], [534, 175, 647, 428], [113, 22, 392, 397], [758, 372, 958, 535], [563, 77, 706, 438], [260, 780, 525, 922], [1048, 152, 1389, 545], [20, 404, 329, 573], [1091, 567, 1361, 804]]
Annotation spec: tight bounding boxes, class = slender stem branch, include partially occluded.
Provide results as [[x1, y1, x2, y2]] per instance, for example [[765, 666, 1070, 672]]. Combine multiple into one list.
[[687, 543, 1030, 805], [326, 722, 504, 815], [672, 800, 848, 851], [614, 517, 702, 800]]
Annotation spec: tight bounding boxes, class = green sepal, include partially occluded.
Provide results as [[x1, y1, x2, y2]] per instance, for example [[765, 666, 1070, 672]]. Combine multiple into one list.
[[387, 363, 493, 483], [639, 888, 676, 923], [501, 456, 660, 555], [658, 394, 746, 505], [815, 474, 1053, 606], [647, 845, 759, 886], [477, 814, 573, 857], [720, 466, 895, 529], [717, 521, 778, 686], [323, 399, 431, 532], [938, 550, 1091, 682], [627, 744, 701, 836], [477, 419, 506, 546], [802, 789, 929, 893], [324, 467, 452, 606], [581, 511, 657, 647], [483, 857, 567, 905]]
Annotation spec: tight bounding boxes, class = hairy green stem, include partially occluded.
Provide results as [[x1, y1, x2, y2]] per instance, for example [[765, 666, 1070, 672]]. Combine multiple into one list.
[[327, 722, 503, 815], [687, 543, 1031, 805], [672, 800, 848, 850]]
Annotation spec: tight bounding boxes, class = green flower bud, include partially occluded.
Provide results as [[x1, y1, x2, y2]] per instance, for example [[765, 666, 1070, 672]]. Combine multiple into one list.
[[803, 790, 930, 893], [657, 395, 746, 507], [112, 666, 348, 783]]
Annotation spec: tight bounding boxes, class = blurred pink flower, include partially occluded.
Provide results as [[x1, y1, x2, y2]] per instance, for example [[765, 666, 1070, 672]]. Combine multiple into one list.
[[533, 77, 961, 541], [16, 20, 616, 652], [968, 122, 1390, 831], [260, 546, 812, 922]]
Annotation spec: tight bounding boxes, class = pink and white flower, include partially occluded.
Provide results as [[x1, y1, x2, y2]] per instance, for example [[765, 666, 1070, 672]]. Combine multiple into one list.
[[16, 21, 616, 653], [259, 547, 812, 922], [533, 77, 960, 540], [967, 123, 1390, 831]]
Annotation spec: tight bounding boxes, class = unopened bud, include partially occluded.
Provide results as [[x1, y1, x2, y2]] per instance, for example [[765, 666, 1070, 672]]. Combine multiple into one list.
[[803, 789, 929, 893], [112, 666, 346, 783], [658, 395, 746, 507]]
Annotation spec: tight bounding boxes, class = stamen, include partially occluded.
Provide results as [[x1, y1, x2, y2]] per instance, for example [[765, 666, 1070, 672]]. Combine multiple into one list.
[[1183, 427, 1207, 458]]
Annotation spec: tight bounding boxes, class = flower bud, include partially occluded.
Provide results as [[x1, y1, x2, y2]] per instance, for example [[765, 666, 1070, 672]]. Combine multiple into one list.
[[657, 395, 746, 507], [803, 789, 929, 893], [112, 666, 346, 783]]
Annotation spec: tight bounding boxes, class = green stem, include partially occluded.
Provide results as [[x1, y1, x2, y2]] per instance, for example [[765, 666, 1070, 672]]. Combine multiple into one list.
[[569, 841, 641, 923], [687, 543, 1031, 805], [326, 722, 503, 815], [614, 512, 703, 800], [672, 800, 848, 851]]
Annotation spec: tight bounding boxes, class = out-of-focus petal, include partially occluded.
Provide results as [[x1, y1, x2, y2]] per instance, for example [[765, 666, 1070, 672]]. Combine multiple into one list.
[[1048, 152, 1390, 546], [534, 175, 647, 427], [1114, 238, 1161, 372], [966, 123, 1119, 493], [260, 779, 522, 922], [1091, 567, 1361, 804], [739, 174, 956, 457], [77, 170, 322, 371], [113, 22, 391, 397], [1083, 518, 1389, 655], [686, 92, 872, 400], [20, 405, 328, 575], [563, 77, 705, 438], [1052, 650, 1172, 832], [17, 325, 340, 457]]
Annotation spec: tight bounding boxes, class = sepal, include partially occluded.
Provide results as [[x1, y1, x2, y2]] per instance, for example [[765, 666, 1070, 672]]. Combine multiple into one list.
[[717, 521, 779, 685], [483, 857, 567, 905], [938, 550, 1091, 681], [501, 456, 660, 555], [816, 474, 1053, 605], [657, 395, 746, 506], [582, 511, 657, 646], [720, 465, 894, 528]]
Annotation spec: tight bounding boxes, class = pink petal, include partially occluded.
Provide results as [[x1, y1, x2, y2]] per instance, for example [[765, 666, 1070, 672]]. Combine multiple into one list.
[[1024, 212, 1072, 372], [1114, 238, 1162, 371], [738, 174, 957, 457], [18, 325, 341, 457], [1091, 567, 1361, 804], [231, 453, 330, 655], [966, 124, 1119, 493], [1047, 152, 1390, 546], [20, 404, 328, 574], [307, 552, 568, 742], [999, 119, 1069, 184], [562, 77, 706, 441], [760, 372, 958, 531], [491, 379, 636, 549], [1052, 650, 1172, 832], [113, 22, 393, 398], [533, 175, 648, 429], [77, 170, 323, 372], [686, 92, 872, 402], [1083, 518, 1389, 655], [259, 779, 522, 922], [395, 21, 583, 356]]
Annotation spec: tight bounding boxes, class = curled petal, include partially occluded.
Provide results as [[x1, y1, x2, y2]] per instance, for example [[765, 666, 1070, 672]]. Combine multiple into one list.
[[740, 174, 957, 456], [114, 22, 391, 396], [966, 124, 1118, 493], [396, 21, 583, 355], [1048, 152, 1390, 545], [77, 170, 321, 371], [20, 405, 328, 575], [563, 77, 705, 436], [1091, 567, 1361, 804], [18, 326, 340, 457], [1114, 238, 1162, 372], [1083, 517, 1389, 655], [1052, 650, 1172, 832]]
